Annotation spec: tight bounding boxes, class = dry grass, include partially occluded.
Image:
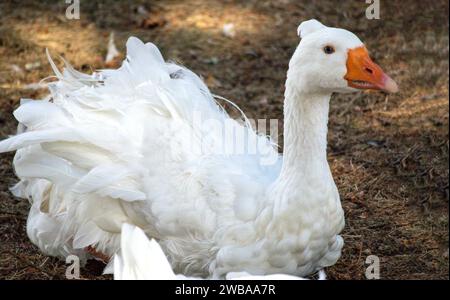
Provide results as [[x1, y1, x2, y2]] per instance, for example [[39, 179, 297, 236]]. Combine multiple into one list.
[[0, 0, 448, 280]]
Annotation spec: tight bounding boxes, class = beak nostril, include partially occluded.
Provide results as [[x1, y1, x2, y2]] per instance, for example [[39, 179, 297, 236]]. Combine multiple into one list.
[[365, 67, 373, 74]]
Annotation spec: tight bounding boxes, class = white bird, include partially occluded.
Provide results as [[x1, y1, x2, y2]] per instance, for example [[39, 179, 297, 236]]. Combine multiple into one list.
[[0, 19, 397, 279]]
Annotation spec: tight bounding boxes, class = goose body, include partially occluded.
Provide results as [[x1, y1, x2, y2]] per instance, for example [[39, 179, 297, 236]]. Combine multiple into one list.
[[0, 20, 397, 279]]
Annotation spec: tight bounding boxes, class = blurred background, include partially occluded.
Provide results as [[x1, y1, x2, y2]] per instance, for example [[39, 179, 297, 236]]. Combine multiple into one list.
[[0, 0, 448, 279]]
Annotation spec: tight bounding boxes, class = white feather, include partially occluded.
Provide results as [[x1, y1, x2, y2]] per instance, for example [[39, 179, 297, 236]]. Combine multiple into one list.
[[114, 223, 176, 280], [105, 32, 120, 64]]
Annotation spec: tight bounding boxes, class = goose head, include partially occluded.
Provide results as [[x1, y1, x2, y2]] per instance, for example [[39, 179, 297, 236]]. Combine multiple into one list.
[[289, 19, 398, 94]]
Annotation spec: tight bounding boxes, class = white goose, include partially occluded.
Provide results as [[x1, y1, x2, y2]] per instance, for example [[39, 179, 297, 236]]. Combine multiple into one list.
[[0, 19, 397, 279]]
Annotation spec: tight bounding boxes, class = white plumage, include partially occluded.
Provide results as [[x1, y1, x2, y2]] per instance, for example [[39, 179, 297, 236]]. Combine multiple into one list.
[[0, 19, 397, 279], [114, 223, 315, 280]]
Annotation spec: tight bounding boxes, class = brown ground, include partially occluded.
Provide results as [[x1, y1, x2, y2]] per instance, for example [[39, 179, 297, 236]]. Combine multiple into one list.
[[0, 0, 448, 280]]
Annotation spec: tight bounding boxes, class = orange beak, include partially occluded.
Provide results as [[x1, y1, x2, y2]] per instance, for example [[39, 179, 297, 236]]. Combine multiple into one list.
[[345, 46, 398, 93]]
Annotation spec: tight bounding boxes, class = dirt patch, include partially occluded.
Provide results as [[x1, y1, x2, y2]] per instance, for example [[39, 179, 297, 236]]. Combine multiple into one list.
[[0, 0, 448, 279]]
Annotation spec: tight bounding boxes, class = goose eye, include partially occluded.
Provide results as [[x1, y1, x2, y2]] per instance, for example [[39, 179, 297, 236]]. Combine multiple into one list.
[[323, 45, 335, 54]]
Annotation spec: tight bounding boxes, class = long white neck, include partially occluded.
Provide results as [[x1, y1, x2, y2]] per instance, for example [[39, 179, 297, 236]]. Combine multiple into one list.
[[281, 87, 331, 179], [268, 73, 335, 215]]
